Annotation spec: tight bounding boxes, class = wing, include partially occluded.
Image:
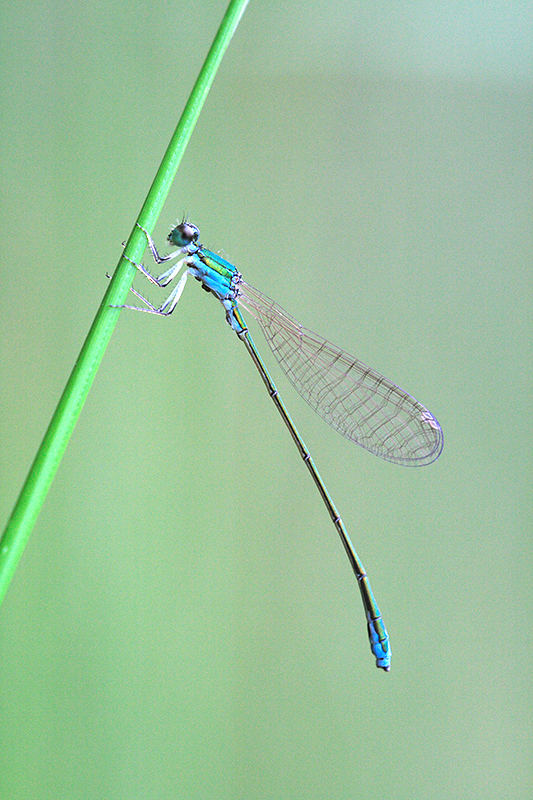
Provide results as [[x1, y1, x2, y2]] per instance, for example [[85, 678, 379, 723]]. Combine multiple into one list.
[[238, 281, 443, 466]]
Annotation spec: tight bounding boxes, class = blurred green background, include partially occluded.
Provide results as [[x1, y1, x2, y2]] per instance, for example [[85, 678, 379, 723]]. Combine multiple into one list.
[[1, 1, 531, 798]]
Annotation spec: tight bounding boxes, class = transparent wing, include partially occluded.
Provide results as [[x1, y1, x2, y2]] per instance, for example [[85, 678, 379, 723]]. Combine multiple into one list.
[[238, 281, 443, 466]]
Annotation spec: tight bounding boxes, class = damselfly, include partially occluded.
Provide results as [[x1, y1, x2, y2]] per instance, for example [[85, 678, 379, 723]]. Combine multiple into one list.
[[117, 221, 444, 671]]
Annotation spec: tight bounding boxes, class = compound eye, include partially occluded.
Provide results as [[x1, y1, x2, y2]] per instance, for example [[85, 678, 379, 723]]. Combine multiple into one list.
[[168, 222, 199, 248], [181, 223, 199, 243]]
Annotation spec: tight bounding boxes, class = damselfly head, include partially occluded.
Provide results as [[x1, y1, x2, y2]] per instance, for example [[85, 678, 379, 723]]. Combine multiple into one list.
[[168, 222, 200, 251]]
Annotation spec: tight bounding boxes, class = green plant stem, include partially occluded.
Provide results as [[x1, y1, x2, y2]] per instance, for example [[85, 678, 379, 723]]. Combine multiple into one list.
[[0, 0, 250, 607]]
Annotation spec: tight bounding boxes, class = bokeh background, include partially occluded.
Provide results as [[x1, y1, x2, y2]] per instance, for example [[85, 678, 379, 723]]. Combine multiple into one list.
[[1, 2, 531, 798]]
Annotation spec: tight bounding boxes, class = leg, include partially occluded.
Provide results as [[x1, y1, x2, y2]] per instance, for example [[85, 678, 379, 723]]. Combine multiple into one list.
[[137, 223, 182, 266], [123, 253, 188, 288], [116, 270, 190, 316], [127, 223, 191, 286]]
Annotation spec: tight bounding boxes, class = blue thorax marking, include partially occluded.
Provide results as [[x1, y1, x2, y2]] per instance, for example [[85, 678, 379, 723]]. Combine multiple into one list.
[[187, 246, 246, 335]]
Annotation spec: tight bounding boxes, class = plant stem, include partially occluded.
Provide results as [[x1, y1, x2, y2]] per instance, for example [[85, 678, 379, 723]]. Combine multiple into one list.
[[0, 0, 250, 606]]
